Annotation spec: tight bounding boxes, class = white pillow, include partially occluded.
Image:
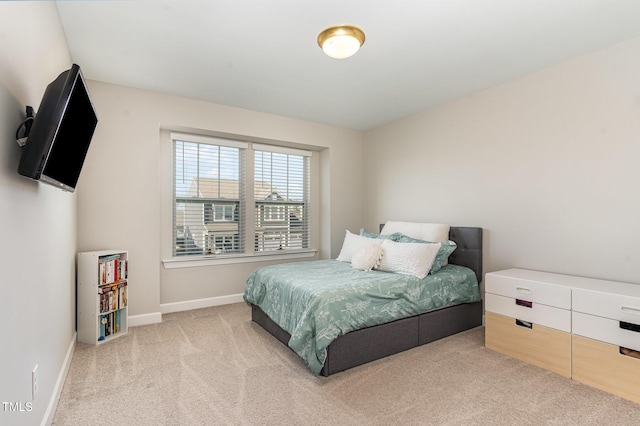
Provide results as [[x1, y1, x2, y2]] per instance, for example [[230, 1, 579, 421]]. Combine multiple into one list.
[[351, 244, 384, 271], [336, 230, 382, 262], [380, 221, 450, 243], [376, 239, 441, 279]]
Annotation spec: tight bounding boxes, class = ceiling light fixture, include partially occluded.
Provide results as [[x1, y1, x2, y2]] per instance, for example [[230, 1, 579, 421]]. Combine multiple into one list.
[[317, 24, 365, 59]]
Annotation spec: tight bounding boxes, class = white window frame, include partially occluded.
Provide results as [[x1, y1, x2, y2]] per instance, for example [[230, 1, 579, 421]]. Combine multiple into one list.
[[213, 204, 235, 222]]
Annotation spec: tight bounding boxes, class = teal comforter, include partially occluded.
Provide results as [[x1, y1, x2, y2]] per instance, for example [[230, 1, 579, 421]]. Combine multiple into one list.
[[243, 260, 480, 375]]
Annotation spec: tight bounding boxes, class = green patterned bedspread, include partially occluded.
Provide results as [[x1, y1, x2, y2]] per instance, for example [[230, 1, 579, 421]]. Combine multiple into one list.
[[243, 260, 480, 375]]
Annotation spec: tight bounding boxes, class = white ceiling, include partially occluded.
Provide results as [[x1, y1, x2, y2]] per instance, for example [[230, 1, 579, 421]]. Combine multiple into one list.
[[56, 0, 640, 131]]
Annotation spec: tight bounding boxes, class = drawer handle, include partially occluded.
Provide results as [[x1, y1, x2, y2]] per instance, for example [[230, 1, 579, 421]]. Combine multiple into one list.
[[620, 347, 640, 360], [620, 321, 640, 333], [516, 286, 532, 295], [516, 299, 533, 308], [515, 319, 533, 329], [621, 306, 640, 316]]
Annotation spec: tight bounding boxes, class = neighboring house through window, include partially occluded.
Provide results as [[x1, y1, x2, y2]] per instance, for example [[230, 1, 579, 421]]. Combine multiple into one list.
[[172, 133, 311, 258], [254, 149, 308, 252]]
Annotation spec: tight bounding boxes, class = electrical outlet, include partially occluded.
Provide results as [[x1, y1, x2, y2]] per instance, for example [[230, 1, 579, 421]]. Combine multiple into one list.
[[32, 365, 38, 400]]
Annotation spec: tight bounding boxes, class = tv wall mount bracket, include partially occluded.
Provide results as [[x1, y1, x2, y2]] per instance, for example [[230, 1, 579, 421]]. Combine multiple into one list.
[[15, 106, 35, 147]]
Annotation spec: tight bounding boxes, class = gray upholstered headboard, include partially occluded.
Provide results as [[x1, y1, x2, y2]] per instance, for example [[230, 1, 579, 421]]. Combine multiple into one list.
[[448, 227, 483, 283], [379, 224, 483, 283]]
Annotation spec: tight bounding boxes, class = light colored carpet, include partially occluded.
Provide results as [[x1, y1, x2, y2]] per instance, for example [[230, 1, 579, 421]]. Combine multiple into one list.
[[53, 303, 640, 425]]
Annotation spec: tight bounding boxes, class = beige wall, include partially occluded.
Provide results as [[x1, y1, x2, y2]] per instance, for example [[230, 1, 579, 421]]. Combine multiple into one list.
[[77, 82, 363, 314], [0, 3, 75, 425], [364, 36, 640, 286]]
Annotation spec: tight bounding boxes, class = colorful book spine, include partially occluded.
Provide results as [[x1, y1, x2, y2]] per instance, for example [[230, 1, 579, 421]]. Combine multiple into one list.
[[98, 254, 123, 285], [99, 315, 106, 340], [99, 281, 128, 313], [119, 284, 128, 308]]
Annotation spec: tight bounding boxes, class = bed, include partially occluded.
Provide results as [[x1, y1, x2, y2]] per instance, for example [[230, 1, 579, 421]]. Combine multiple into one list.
[[244, 224, 483, 376]]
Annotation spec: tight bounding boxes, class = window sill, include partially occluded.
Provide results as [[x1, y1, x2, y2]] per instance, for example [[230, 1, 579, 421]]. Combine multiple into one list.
[[162, 250, 317, 269]]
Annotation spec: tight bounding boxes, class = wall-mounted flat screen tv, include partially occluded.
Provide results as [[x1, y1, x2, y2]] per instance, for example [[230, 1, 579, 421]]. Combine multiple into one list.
[[17, 64, 98, 192]]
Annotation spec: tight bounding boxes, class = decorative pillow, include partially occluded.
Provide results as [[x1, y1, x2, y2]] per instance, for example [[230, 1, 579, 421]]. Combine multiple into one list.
[[380, 221, 450, 243], [375, 239, 441, 279], [336, 230, 382, 262], [351, 244, 384, 271], [397, 235, 457, 274], [360, 228, 402, 241]]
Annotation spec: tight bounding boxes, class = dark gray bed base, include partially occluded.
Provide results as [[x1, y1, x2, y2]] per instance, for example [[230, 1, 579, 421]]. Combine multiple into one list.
[[250, 226, 483, 376]]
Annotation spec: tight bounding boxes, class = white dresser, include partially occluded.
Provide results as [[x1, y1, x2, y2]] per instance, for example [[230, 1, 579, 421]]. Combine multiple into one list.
[[485, 268, 640, 402], [485, 269, 572, 377], [571, 281, 640, 402]]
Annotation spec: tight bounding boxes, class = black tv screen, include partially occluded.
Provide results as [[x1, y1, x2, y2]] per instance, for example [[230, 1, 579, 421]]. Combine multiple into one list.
[[17, 64, 98, 192]]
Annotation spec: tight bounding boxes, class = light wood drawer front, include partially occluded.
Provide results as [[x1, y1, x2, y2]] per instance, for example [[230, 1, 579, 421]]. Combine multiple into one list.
[[485, 293, 571, 332], [485, 274, 571, 309], [572, 311, 640, 351], [485, 311, 571, 378], [572, 335, 640, 404], [572, 288, 640, 323]]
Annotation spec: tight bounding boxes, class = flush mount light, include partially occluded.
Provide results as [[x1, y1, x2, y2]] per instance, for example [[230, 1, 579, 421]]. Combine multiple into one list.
[[317, 24, 365, 59]]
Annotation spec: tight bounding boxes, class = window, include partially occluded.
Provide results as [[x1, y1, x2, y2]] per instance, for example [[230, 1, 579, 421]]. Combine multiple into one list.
[[264, 205, 285, 221], [172, 134, 311, 258], [173, 135, 245, 256], [216, 205, 234, 221], [254, 148, 309, 252]]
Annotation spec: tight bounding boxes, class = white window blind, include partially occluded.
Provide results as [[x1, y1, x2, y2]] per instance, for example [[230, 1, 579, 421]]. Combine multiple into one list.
[[254, 147, 310, 252], [173, 134, 246, 256]]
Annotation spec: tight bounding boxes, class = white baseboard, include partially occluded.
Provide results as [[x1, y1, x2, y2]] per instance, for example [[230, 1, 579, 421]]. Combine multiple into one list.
[[128, 312, 162, 327], [127, 294, 244, 326], [42, 331, 76, 426], [160, 293, 245, 314]]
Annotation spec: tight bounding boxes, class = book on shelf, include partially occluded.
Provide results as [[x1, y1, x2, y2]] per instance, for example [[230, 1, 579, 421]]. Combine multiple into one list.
[[99, 281, 128, 313], [98, 254, 128, 285], [119, 285, 128, 308], [99, 314, 106, 341], [100, 312, 118, 338], [100, 293, 106, 314], [118, 258, 128, 281]]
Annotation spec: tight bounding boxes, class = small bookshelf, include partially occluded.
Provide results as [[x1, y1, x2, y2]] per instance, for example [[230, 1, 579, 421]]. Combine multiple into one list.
[[77, 250, 128, 345]]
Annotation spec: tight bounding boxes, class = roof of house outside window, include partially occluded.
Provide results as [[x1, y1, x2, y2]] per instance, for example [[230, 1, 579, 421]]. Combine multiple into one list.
[[188, 178, 282, 201]]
